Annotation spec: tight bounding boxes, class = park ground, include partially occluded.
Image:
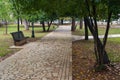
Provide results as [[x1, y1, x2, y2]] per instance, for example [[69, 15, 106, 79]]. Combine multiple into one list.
[[0, 24, 57, 61], [72, 39, 120, 80], [0, 24, 120, 79], [72, 24, 120, 80], [0, 25, 72, 80]]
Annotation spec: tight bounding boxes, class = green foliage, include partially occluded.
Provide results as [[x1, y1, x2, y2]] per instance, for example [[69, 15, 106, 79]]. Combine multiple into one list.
[[0, 0, 119, 22], [8, 0, 120, 23], [9, 0, 58, 23], [0, 0, 13, 21]]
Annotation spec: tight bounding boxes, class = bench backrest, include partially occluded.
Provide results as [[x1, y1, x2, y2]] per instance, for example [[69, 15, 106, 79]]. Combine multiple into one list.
[[11, 31, 25, 41]]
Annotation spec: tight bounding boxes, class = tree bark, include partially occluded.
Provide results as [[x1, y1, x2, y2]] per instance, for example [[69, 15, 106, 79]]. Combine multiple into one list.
[[103, 11, 112, 49], [23, 19, 29, 30], [84, 18, 88, 40], [71, 17, 76, 31], [17, 17, 20, 32], [47, 20, 53, 32], [41, 21, 46, 32], [80, 19, 83, 29], [20, 18, 22, 25], [85, 0, 110, 71], [4, 20, 8, 34], [31, 22, 35, 38], [85, 17, 110, 65], [61, 19, 64, 25]]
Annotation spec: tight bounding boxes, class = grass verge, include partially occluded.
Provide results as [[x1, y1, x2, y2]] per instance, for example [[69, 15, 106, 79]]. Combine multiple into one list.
[[0, 24, 57, 58], [73, 26, 120, 36]]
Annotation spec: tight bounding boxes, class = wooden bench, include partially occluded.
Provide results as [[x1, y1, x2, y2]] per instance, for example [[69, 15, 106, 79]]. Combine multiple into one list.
[[11, 31, 29, 46]]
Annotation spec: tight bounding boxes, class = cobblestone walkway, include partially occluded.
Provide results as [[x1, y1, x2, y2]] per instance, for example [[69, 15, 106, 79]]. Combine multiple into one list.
[[0, 26, 72, 80]]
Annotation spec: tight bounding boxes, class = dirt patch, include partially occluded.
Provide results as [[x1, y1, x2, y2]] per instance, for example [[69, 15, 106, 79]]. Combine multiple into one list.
[[72, 40, 120, 80]]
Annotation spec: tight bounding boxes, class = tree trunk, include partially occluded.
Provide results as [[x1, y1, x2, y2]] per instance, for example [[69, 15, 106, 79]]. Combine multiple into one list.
[[28, 22, 31, 26], [23, 19, 29, 30], [85, 0, 111, 71], [85, 17, 110, 65], [61, 19, 63, 25], [20, 18, 22, 25], [31, 22, 35, 38], [80, 19, 83, 29], [41, 21, 46, 32], [47, 20, 53, 32], [84, 18, 88, 40], [71, 17, 76, 31], [17, 17, 20, 32], [5, 25, 8, 34], [103, 11, 113, 49], [4, 20, 8, 34]]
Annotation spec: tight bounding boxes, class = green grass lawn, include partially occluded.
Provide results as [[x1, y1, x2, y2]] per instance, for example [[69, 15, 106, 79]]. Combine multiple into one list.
[[73, 26, 120, 36], [107, 38, 120, 62], [0, 24, 57, 57], [73, 37, 120, 63], [73, 25, 120, 62]]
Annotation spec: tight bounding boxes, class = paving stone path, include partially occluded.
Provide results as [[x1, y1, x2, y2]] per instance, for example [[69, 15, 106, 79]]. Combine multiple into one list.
[[0, 25, 72, 80]]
